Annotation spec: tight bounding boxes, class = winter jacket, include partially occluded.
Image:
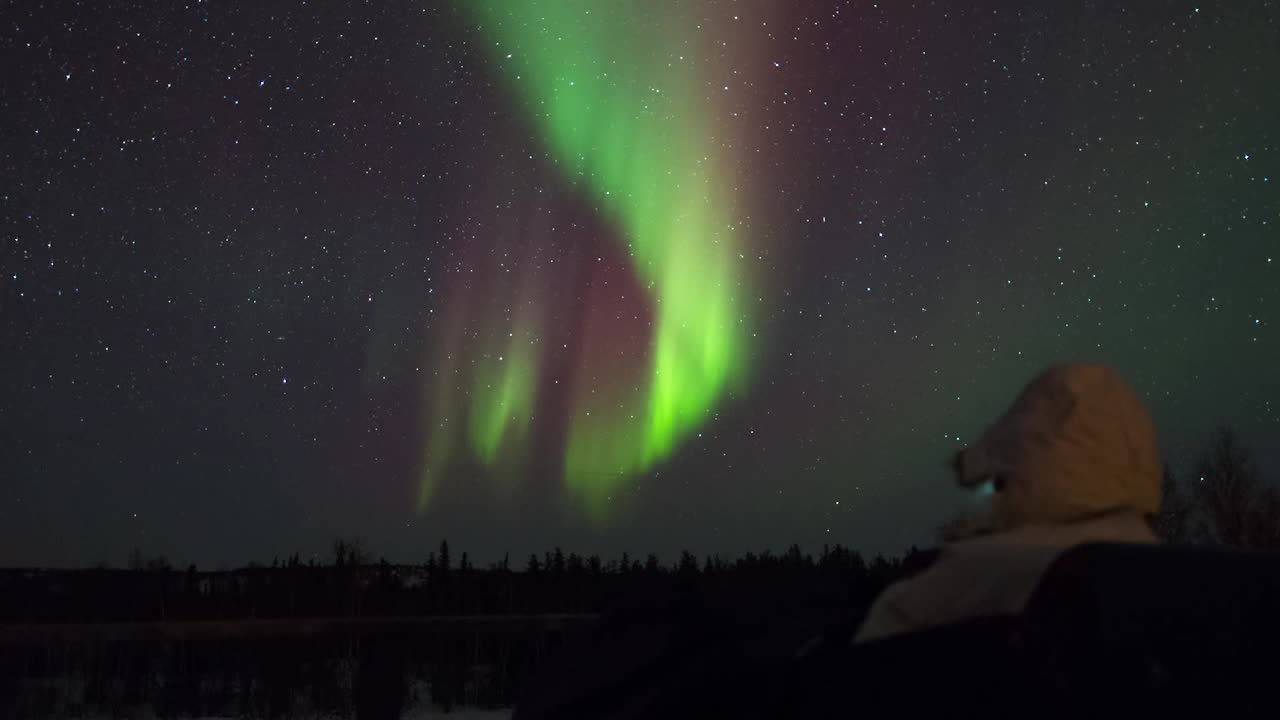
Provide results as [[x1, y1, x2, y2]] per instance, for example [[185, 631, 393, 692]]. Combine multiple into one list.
[[854, 511, 1156, 643], [856, 363, 1162, 643]]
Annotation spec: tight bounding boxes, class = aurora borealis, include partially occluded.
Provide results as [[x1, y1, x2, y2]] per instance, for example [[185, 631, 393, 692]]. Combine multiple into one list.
[[3, 1, 1277, 568], [420, 1, 761, 518]]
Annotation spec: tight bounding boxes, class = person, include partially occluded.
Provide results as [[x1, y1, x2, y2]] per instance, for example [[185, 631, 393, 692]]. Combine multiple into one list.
[[854, 363, 1162, 644]]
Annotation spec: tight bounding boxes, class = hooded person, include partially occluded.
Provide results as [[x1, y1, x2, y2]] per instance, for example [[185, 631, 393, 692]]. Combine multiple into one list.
[[854, 363, 1163, 644]]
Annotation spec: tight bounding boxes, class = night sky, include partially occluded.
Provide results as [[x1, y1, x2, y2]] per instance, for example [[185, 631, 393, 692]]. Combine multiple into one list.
[[3, 1, 1276, 569]]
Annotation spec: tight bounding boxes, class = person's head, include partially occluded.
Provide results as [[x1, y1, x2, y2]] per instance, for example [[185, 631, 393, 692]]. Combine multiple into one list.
[[951, 363, 1161, 534]]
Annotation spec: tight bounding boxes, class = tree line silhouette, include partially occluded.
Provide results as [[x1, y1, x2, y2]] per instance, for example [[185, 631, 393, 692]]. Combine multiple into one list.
[[1, 427, 1272, 627], [0, 539, 917, 623]]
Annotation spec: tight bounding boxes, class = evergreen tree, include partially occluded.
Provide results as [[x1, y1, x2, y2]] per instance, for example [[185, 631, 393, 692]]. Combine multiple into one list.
[[439, 540, 451, 577], [644, 553, 660, 575], [677, 550, 699, 576]]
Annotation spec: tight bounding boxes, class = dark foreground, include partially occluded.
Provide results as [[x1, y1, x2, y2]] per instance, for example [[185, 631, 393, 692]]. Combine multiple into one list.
[[8, 543, 1275, 718], [518, 544, 1280, 719], [0, 548, 896, 718]]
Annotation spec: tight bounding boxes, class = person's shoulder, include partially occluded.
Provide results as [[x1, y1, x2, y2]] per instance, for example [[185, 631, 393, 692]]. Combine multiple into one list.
[[855, 574, 925, 643]]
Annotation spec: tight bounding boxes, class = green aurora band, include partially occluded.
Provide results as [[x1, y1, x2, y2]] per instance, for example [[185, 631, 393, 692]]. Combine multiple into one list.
[[425, 1, 755, 520]]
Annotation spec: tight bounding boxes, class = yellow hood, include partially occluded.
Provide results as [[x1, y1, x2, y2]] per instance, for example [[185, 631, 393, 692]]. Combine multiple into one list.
[[956, 364, 1162, 529]]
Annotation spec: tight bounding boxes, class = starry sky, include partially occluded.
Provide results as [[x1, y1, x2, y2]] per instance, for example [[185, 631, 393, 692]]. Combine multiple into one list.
[[3, 1, 1276, 569]]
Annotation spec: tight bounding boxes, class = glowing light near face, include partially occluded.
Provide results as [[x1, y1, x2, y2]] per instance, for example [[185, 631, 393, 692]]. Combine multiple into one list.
[[420, 1, 759, 520]]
